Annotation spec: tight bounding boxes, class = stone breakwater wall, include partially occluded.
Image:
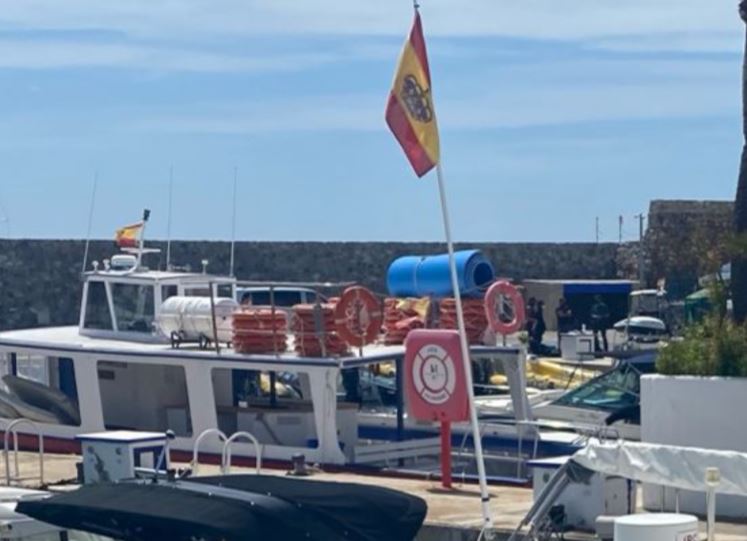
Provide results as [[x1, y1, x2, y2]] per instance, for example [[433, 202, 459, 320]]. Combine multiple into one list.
[[0, 239, 625, 330]]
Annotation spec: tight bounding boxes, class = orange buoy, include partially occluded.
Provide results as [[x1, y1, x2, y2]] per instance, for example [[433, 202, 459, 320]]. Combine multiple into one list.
[[334, 286, 383, 348], [484, 280, 525, 335]]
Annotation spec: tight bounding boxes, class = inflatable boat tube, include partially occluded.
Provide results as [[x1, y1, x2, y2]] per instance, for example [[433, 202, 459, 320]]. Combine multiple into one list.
[[387, 250, 495, 298], [3, 376, 80, 425], [0, 388, 63, 425]]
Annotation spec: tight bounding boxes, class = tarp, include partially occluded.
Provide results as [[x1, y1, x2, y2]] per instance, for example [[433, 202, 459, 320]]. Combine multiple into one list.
[[17, 475, 427, 541], [572, 441, 747, 496]]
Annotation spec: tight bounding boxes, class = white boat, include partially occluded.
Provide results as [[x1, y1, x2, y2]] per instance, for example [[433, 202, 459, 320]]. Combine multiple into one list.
[[0, 249, 600, 481]]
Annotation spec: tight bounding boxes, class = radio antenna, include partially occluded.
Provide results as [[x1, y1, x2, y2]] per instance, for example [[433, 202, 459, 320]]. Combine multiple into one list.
[[81, 171, 98, 276], [166, 166, 174, 270], [229, 166, 238, 277]]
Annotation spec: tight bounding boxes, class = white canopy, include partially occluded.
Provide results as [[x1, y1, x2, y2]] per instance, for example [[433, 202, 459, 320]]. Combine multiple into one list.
[[572, 441, 747, 496]]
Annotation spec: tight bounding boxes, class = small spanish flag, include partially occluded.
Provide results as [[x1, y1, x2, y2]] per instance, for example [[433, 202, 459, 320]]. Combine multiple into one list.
[[115, 222, 143, 248], [385, 10, 440, 177]]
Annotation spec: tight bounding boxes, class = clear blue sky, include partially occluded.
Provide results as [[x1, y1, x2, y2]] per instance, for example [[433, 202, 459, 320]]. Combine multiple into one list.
[[0, 0, 742, 242]]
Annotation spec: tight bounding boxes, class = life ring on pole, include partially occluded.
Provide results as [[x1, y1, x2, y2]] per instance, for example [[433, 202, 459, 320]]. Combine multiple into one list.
[[334, 286, 383, 347], [484, 280, 526, 335]]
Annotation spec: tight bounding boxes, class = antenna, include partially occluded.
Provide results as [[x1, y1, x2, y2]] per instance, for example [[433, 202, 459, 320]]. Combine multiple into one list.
[[0, 191, 10, 237], [81, 172, 98, 275], [166, 166, 174, 270], [229, 166, 238, 277], [636, 213, 646, 285]]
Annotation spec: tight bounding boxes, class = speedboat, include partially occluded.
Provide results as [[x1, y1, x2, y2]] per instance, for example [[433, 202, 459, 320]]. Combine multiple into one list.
[[530, 350, 658, 441]]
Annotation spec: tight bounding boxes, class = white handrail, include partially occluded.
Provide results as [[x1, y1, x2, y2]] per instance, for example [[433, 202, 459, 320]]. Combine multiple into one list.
[[3, 419, 44, 486], [221, 431, 262, 474], [191, 428, 227, 476]]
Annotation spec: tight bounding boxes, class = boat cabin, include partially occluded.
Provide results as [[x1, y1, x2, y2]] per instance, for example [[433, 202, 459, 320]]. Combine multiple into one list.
[[79, 254, 236, 342]]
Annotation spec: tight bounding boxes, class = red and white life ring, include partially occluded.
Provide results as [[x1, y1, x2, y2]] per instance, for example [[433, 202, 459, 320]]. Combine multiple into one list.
[[484, 280, 525, 335], [334, 286, 383, 347]]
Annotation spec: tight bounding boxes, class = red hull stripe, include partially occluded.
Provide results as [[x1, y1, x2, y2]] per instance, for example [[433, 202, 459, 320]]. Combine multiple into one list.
[[385, 92, 436, 177], [409, 13, 431, 84]]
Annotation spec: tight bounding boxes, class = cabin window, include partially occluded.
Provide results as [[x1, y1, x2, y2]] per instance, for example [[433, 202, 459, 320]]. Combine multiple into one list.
[[552, 362, 646, 412], [211, 368, 320, 447], [0, 354, 80, 426], [161, 285, 178, 302], [111, 283, 155, 333], [84, 281, 113, 330], [216, 284, 233, 298], [97, 361, 192, 436], [184, 287, 210, 297]]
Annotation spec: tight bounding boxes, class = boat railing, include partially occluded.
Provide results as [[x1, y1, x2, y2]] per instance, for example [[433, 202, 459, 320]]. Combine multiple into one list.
[[455, 418, 539, 482], [191, 428, 227, 476], [3, 419, 44, 487], [221, 431, 262, 474]]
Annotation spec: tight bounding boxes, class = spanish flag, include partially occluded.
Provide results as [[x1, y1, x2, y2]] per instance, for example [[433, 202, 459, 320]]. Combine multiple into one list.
[[115, 221, 143, 248], [385, 10, 440, 177]]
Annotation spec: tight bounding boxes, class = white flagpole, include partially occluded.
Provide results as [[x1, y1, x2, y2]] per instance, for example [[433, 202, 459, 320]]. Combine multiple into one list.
[[136, 209, 150, 270], [435, 161, 494, 529]]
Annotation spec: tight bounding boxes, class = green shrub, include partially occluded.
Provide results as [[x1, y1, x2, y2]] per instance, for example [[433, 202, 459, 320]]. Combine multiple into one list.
[[657, 315, 747, 377]]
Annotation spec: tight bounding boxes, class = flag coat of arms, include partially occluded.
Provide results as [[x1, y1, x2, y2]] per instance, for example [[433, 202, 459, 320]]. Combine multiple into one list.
[[115, 222, 143, 248], [385, 11, 440, 177]]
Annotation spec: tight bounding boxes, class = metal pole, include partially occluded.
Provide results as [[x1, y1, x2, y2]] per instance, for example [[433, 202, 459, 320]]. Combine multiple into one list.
[[707, 487, 716, 541], [229, 166, 238, 277], [595, 216, 600, 243], [166, 166, 173, 270], [81, 172, 98, 275], [636, 214, 645, 286], [136, 209, 150, 271], [705, 467, 720, 541], [435, 162, 493, 528], [209, 281, 221, 355]]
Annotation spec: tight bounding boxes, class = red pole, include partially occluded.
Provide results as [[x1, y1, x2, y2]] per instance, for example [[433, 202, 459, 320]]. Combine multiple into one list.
[[440, 420, 452, 489]]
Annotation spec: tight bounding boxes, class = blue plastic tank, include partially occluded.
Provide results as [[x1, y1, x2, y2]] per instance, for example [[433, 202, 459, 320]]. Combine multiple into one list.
[[386, 250, 495, 298]]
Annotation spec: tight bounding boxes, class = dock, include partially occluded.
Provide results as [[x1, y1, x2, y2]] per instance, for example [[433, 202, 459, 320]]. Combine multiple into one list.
[[5, 451, 746, 540]]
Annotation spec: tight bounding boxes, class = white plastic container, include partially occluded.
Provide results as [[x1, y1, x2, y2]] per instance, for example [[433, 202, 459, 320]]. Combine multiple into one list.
[[614, 513, 698, 541], [157, 296, 237, 343]]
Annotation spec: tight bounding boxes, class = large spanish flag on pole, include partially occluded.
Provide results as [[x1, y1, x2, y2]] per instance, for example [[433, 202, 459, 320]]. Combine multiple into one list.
[[385, 10, 440, 177], [385, 5, 494, 530]]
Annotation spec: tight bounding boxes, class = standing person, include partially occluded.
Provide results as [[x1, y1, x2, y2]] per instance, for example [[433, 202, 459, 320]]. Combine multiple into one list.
[[525, 297, 538, 353], [590, 295, 611, 352], [533, 300, 547, 353], [555, 298, 574, 349]]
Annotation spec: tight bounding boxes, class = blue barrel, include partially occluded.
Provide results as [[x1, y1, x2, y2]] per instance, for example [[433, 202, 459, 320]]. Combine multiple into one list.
[[386, 250, 495, 298]]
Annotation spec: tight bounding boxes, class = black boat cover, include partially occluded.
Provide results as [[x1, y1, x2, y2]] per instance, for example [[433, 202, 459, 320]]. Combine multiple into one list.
[[17, 475, 427, 541]]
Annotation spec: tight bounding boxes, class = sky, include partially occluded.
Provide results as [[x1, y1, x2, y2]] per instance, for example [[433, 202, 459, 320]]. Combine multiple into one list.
[[0, 0, 743, 242]]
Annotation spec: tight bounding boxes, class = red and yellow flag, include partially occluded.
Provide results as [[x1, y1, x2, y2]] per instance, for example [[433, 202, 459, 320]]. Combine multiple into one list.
[[115, 221, 143, 248], [385, 11, 440, 177]]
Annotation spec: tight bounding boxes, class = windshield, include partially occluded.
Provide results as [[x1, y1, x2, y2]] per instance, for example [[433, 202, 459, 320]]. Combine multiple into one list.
[[111, 283, 155, 333], [551, 361, 652, 412]]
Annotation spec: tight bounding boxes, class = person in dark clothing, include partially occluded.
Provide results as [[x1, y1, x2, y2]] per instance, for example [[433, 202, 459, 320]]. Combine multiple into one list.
[[525, 298, 538, 353], [533, 301, 547, 352], [555, 298, 574, 349], [590, 295, 611, 352]]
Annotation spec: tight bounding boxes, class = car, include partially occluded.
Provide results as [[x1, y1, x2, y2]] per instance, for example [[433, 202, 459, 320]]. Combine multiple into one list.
[[235, 286, 326, 310]]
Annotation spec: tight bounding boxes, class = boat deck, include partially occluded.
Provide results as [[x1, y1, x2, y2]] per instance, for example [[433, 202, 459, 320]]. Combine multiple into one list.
[[5, 451, 746, 541], [0, 325, 523, 369]]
